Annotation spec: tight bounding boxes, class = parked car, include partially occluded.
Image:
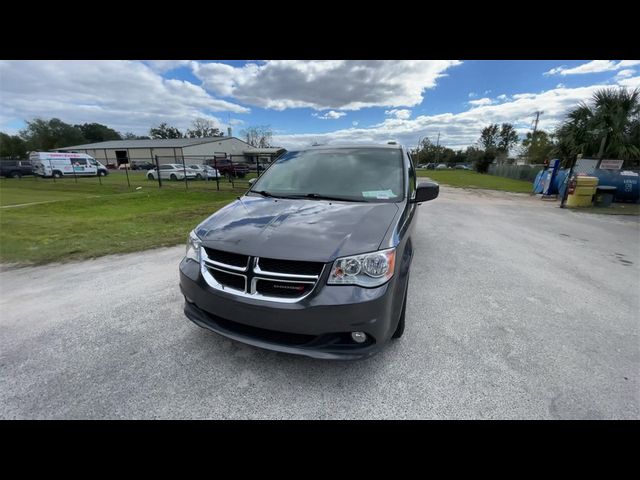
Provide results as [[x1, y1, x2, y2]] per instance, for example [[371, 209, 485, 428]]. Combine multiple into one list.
[[454, 164, 471, 170], [30, 152, 108, 178], [146, 164, 198, 181], [210, 159, 249, 179], [189, 164, 221, 180], [425, 163, 436, 170], [0, 159, 34, 178], [179, 143, 439, 359], [131, 162, 155, 171], [435, 163, 448, 170]]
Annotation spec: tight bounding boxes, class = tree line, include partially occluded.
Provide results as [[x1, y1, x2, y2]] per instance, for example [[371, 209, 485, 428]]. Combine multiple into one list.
[[412, 87, 639, 172], [0, 117, 275, 158]]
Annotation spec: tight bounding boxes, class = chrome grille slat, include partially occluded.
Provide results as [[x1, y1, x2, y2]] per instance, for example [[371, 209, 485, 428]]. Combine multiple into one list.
[[199, 247, 324, 303]]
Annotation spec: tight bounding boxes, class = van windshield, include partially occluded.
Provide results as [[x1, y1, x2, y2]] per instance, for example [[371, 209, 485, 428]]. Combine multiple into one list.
[[249, 148, 404, 202]]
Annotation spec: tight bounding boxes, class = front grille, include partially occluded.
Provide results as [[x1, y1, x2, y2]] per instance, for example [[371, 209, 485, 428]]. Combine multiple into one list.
[[255, 279, 314, 298], [209, 268, 245, 292], [200, 247, 323, 301], [203, 247, 248, 268], [258, 257, 324, 276]]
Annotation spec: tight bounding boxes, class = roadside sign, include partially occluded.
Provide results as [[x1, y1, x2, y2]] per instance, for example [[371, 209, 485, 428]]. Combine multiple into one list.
[[599, 159, 624, 170]]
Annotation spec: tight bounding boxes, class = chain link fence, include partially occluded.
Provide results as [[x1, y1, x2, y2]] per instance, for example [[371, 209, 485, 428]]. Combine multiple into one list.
[[1, 154, 271, 192]]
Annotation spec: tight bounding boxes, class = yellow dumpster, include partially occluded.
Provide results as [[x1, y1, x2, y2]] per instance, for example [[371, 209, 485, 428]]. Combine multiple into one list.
[[566, 175, 598, 207]]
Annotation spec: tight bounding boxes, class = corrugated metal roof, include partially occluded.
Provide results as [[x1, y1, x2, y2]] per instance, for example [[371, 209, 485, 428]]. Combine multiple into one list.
[[57, 137, 239, 151]]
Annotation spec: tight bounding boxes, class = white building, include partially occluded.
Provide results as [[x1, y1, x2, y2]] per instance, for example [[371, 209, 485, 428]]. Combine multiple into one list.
[[56, 137, 285, 167]]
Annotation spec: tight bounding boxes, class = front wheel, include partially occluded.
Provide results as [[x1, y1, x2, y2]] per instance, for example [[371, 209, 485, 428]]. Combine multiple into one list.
[[392, 288, 407, 339], [170, 174, 178, 181], [10, 171, 22, 178], [196, 173, 203, 180], [52, 171, 62, 179], [147, 173, 155, 181]]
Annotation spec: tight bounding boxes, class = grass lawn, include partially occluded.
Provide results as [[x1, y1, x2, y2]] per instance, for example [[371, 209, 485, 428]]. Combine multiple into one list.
[[418, 169, 534, 194], [0, 173, 242, 265]]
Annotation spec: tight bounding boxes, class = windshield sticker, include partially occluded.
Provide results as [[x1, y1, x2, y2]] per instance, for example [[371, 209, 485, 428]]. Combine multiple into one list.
[[362, 190, 394, 199]]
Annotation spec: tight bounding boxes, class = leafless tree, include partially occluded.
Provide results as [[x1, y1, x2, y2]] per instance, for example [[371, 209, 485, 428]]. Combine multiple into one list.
[[187, 118, 222, 138], [241, 125, 273, 148]]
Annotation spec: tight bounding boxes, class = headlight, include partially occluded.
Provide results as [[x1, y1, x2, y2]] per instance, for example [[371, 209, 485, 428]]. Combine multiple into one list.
[[185, 230, 201, 263], [327, 247, 396, 287]]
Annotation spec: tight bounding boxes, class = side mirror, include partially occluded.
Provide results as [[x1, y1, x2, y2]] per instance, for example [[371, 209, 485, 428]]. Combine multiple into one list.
[[248, 178, 257, 186], [413, 181, 439, 203]]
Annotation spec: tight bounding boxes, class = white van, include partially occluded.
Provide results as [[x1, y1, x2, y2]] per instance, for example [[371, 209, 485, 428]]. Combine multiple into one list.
[[30, 152, 109, 178]]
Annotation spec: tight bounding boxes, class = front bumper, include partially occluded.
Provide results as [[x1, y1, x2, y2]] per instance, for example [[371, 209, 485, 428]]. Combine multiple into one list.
[[179, 258, 405, 359]]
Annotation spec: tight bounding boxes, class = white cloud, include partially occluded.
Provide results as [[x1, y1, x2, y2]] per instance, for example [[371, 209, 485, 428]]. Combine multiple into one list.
[[192, 60, 462, 111], [274, 83, 620, 151], [616, 75, 640, 89], [468, 97, 493, 107], [616, 69, 635, 78], [497, 94, 508, 101], [0, 60, 248, 135], [385, 109, 412, 119], [618, 60, 640, 68], [312, 110, 346, 120], [555, 83, 565, 88], [468, 92, 477, 98], [145, 60, 191, 73], [352, 121, 359, 126], [544, 60, 639, 76]]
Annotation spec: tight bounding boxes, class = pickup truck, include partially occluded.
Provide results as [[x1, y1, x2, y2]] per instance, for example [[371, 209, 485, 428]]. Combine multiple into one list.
[[210, 159, 249, 179], [0, 159, 34, 178]]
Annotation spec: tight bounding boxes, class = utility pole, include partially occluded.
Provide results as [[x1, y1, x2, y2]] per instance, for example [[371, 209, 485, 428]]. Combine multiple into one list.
[[528, 111, 543, 164], [434, 132, 440, 164], [532, 111, 542, 135], [415, 136, 424, 164]]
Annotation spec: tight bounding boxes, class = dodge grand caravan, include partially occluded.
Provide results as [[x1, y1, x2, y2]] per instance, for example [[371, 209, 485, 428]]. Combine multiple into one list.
[[179, 143, 439, 359]]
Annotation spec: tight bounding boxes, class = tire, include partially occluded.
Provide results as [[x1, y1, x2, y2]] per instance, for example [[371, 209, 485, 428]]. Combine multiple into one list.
[[392, 288, 407, 339], [147, 173, 155, 181], [10, 171, 22, 178], [170, 174, 178, 181], [97, 170, 106, 177], [52, 171, 62, 179], [196, 174, 203, 180]]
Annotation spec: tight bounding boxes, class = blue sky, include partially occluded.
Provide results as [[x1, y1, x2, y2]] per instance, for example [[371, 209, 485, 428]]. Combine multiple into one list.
[[1, 60, 638, 151]]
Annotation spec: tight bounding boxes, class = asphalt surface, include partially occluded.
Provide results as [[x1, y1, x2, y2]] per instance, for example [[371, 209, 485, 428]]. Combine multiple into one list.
[[1, 187, 638, 419]]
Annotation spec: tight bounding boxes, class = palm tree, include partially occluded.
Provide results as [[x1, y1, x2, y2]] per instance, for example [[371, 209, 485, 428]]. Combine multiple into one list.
[[553, 87, 640, 164]]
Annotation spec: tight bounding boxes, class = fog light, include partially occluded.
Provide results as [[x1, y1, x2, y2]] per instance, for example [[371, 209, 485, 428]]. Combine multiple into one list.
[[351, 331, 367, 344]]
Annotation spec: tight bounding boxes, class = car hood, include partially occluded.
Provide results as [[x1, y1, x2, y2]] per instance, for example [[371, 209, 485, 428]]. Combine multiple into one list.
[[196, 196, 400, 262]]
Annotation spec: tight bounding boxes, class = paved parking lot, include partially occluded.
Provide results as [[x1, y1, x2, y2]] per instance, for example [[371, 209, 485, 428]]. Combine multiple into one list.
[[1, 187, 638, 419]]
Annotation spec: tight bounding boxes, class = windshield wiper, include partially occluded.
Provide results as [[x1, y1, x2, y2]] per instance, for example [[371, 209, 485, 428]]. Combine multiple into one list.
[[252, 190, 277, 198], [290, 193, 363, 202]]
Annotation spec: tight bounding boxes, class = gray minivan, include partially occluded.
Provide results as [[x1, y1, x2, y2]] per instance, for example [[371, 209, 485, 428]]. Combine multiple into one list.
[[179, 143, 438, 359]]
